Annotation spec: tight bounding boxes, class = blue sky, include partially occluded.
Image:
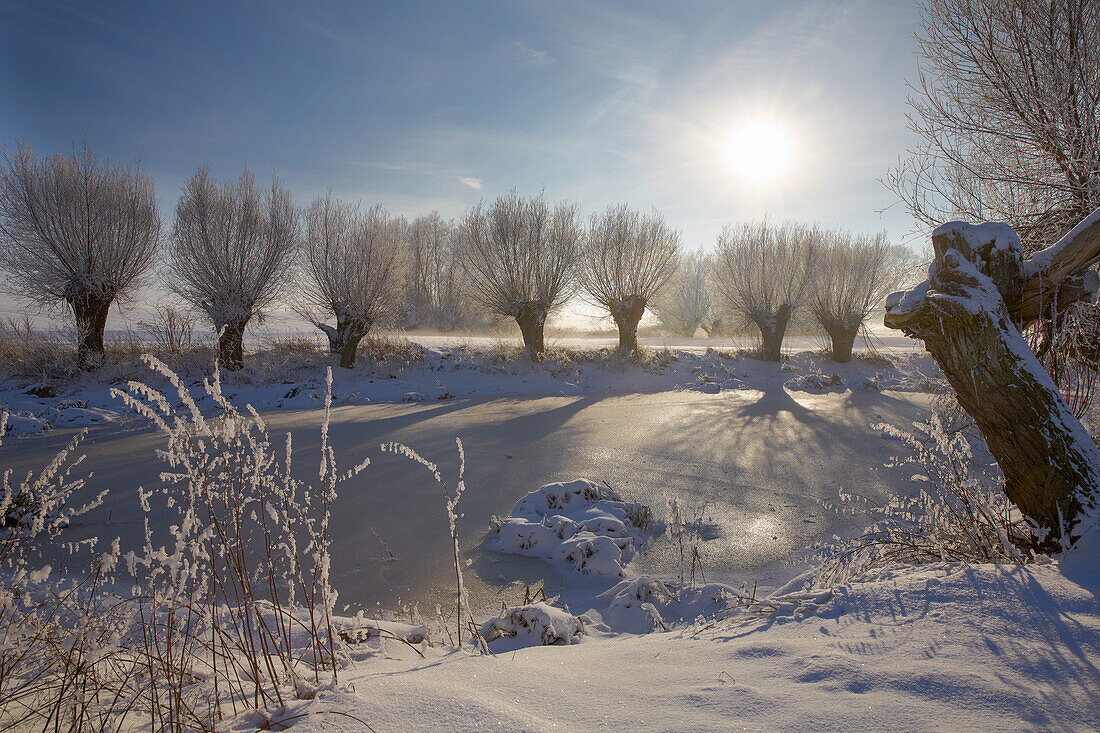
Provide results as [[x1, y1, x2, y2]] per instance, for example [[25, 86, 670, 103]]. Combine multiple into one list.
[[0, 0, 922, 325]]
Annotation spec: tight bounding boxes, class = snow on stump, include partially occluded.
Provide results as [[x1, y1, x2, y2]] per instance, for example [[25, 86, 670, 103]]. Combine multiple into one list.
[[488, 479, 656, 578], [480, 602, 584, 646], [884, 212, 1100, 545]]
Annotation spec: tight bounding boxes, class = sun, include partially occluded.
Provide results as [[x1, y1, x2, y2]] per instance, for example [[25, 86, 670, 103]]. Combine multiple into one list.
[[722, 118, 795, 185]]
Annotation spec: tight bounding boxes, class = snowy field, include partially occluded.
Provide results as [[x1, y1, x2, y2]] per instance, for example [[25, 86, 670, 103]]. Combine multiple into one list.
[[2, 336, 1098, 731]]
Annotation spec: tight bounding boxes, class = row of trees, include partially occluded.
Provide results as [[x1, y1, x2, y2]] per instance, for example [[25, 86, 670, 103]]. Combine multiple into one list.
[[0, 142, 913, 371], [0, 146, 682, 369], [654, 224, 918, 362]]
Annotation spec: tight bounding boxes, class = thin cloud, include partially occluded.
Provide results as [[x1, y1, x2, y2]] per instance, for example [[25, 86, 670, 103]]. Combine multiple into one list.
[[510, 40, 555, 67], [459, 176, 483, 190]]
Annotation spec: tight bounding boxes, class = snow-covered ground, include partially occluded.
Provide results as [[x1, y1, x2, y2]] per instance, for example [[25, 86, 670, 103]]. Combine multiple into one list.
[[4, 336, 1098, 731], [281, 557, 1100, 732], [0, 336, 935, 436]]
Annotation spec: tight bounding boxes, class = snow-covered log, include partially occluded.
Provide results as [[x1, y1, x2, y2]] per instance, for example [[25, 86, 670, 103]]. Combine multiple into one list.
[[884, 212, 1100, 544]]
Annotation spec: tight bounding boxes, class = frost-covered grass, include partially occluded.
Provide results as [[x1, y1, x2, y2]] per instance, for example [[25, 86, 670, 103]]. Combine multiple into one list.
[[0, 358, 402, 730], [813, 407, 1038, 587]]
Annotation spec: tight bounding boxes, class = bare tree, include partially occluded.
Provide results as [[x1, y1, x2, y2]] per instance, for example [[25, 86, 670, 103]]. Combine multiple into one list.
[[810, 231, 920, 362], [884, 210, 1100, 545], [167, 167, 298, 370], [581, 204, 680, 352], [459, 191, 584, 357], [713, 221, 815, 361], [299, 195, 405, 368], [0, 142, 160, 369], [137, 303, 197, 355], [653, 250, 712, 337], [405, 212, 470, 331], [887, 0, 1100, 460], [887, 0, 1100, 252]]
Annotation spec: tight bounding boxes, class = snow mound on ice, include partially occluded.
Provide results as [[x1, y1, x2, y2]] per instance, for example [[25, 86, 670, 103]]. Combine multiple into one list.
[[595, 577, 742, 634], [487, 479, 657, 578], [480, 602, 584, 646]]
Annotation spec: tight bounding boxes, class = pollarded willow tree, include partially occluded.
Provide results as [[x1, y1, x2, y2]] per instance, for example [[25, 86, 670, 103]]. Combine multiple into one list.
[[884, 209, 1100, 545], [299, 195, 405, 368], [167, 167, 298, 370], [406, 212, 468, 331], [713, 221, 816, 361], [0, 142, 160, 369], [581, 204, 681, 352], [810, 230, 919, 362], [459, 191, 584, 358], [653, 250, 713, 337], [888, 0, 1100, 416]]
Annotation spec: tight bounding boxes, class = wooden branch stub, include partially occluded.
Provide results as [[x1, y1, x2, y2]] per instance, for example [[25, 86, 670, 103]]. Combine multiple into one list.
[[1012, 208, 1100, 327], [931, 222, 1025, 304]]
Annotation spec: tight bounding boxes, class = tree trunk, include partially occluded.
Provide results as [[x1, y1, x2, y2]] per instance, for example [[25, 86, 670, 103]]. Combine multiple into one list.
[[612, 296, 646, 353], [70, 293, 112, 371], [317, 318, 369, 369], [823, 322, 858, 363], [217, 319, 248, 371], [515, 303, 547, 359], [755, 305, 791, 362], [885, 220, 1100, 544]]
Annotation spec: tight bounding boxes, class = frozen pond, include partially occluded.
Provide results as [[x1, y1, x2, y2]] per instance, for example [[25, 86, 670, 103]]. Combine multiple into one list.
[[1, 365, 932, 619]]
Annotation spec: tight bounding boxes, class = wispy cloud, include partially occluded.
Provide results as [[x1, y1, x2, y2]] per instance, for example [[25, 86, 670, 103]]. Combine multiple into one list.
[[510, 40, 555, 67], [458, 176, 483, 190]]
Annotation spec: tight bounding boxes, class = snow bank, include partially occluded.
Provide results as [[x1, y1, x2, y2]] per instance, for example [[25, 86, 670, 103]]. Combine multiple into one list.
[[282, 561, 1100, 732], [487, 479, 657, 578], [332, 614, 430, 646], [0, 345, 938, 437], [784, 371, 846, 393]]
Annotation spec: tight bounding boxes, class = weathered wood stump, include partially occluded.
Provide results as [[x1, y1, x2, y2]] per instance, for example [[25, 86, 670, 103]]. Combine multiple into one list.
[[884, 210, 1100, 545]]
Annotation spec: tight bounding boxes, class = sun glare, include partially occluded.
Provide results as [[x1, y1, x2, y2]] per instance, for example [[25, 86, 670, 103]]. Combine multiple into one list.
[[722, 118, 795, 185]]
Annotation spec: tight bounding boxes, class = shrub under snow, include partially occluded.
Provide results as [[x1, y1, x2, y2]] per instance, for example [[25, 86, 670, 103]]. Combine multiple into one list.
[[480, 602, 584, 646], [488, 479, 657, 578], [596, 577, 741, 634]]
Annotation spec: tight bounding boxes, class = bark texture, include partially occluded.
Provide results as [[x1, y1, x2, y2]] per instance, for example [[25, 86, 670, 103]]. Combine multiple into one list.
[[821, 320, 858, 363], [515, 302, 547, 359], [217, 320, 248, 372], [318, 318, 369, 369], [885, 216, 1100, 543], [754, 305, 791, 362], [70, 293, 112, 371], [612, 296, 646, 353]]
